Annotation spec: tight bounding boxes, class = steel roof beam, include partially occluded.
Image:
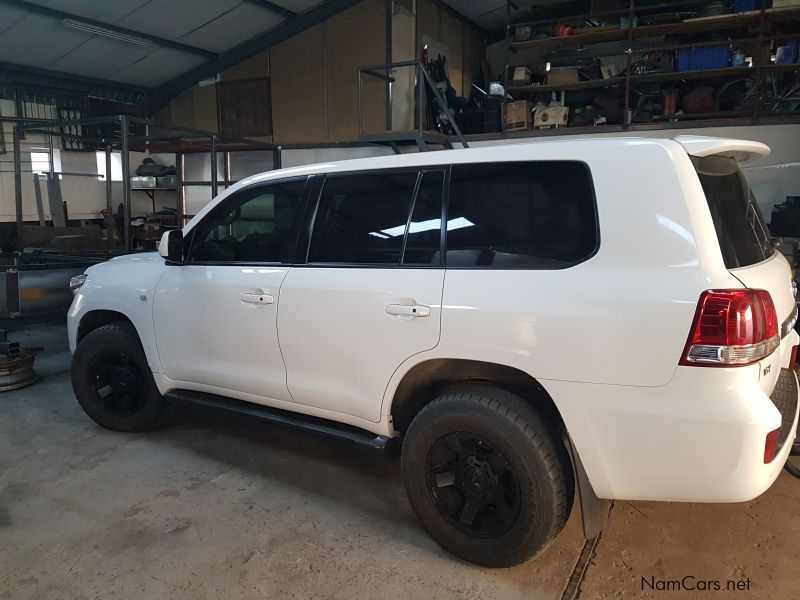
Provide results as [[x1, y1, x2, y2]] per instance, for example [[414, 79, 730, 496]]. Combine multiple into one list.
[[243, 0, 296, 19]]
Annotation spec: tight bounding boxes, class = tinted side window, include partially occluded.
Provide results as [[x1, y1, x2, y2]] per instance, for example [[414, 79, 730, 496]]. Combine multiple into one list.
[[403, 170, 444, 265], [447, 162, 597, 268], [309, 171, 418, 264], [188, 178, 305, 263]]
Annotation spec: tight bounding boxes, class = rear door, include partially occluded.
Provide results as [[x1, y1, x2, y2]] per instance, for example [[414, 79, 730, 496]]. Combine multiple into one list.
[[277, 168, 446, 422], [693, 154, 798, 393]]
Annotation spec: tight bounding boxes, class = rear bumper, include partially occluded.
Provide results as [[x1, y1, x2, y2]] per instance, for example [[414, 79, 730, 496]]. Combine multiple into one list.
[[548, 331, 800, 502]]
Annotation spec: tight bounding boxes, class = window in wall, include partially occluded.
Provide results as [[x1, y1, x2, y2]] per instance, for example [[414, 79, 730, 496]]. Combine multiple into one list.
[[308, 171, 419, 264], [30, 148, 61, 176], [188, 178, 306, 263], [447, 162, 597, 268], [402, 170, 444, 265], [95, 151, 123, 181]]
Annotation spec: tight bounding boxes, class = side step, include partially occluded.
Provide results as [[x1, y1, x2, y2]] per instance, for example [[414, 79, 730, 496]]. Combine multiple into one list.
[[165, 389, 394, 452]]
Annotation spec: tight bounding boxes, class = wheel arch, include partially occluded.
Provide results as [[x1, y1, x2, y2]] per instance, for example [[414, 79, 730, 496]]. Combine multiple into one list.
[[76, 309, 136, 344], [389, 358, 564, 435]]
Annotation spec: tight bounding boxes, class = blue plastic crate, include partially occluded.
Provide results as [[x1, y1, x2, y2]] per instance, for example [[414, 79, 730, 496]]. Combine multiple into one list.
[[734, 0, 758, 12], [676, 45, 730, 71]]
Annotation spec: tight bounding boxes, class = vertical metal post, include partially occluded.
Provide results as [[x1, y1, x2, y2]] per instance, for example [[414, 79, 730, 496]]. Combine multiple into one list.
[[176, 153, 184, 228], [13, 126, 23, 253], [210, 134, 218, 199], [502, 0, 510, 133], [121, 115, 131, 253], [622, 0, 634, 130], [357, 70, 364, 138], [417, 63, 424, 135], [753, 2, 766, 124], [224, 151, 231, 189], [274, 146, 282, 170], [385, 0, 393, 132], [105, 145, 113, 252]]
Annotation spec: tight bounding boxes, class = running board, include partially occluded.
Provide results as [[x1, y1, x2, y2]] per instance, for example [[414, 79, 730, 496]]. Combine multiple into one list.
[[165, 390, 394, 452]]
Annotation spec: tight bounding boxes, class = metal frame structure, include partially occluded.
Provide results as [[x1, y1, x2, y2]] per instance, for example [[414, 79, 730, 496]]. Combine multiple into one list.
[[12, 115, 280, 254], [357, 60, 470, 151]]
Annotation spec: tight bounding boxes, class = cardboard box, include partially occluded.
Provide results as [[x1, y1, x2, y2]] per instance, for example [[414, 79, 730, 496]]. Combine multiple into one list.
[[533, 106, 569, 129], [503, 100, 533, 131], [546, 67, 580, 86], [511, 66, 532, 86]]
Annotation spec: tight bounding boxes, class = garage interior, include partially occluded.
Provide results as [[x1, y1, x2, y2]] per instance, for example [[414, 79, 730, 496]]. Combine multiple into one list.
[[1, 0, 799, 598]]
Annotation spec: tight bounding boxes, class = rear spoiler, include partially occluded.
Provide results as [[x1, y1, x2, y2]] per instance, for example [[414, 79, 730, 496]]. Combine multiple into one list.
[[673, 135, 770, 162]]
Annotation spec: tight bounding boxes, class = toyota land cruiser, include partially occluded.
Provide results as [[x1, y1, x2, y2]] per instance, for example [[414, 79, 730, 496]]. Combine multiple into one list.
[[68, 135, 800, 567]]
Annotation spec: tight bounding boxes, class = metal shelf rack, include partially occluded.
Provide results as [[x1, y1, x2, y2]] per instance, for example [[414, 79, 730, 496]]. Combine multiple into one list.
[[501, 0, 800, 132]]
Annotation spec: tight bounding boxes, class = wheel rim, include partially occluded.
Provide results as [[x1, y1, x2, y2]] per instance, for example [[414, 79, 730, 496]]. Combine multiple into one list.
[[424, 432, 521, 539], [86, 350, 147, 417]]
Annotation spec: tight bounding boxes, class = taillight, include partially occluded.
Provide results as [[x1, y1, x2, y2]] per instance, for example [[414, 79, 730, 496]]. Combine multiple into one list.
[[680, 289, 779, 367]]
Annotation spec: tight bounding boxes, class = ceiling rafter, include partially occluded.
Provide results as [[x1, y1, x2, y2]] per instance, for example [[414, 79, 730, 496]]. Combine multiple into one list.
[[243, 0, 297, 19], [0, 0, 218, 59]]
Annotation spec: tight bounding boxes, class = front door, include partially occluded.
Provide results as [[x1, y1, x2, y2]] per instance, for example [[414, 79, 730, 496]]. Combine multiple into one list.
[[153, 177, 308, 403], [278, 169, 446, 422]]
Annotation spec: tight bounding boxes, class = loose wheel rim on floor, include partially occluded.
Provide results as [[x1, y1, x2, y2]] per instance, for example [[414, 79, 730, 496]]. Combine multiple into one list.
[[86, 351, 147, 417], [424, 431, 522, 539]]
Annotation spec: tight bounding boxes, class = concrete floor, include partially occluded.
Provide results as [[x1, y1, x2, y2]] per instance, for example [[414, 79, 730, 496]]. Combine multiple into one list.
[[1, 324, 798, 599]]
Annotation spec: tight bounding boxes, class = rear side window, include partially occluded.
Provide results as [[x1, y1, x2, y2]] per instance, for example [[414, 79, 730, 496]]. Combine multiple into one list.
[[446, 161, 597, 268], [308, 171, 419, 264], [692, 155, 773, 269]]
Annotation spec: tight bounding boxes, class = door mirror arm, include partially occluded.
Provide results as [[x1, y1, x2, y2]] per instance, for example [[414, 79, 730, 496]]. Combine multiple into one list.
[[159, 230, 185, 264]]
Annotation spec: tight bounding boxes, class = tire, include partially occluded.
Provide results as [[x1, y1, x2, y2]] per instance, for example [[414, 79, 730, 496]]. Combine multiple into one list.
[[401, 385, 573, 567], [71, 321, 164, 432]]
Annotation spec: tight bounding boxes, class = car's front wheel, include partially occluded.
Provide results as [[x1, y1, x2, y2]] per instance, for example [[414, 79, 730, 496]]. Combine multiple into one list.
[[401, 385, 573, 567], [71, 321, 164, 432]]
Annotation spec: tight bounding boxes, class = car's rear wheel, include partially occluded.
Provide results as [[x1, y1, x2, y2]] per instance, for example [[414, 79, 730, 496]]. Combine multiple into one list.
[[71, 322, 164, 432], [401, 385, 573, 567]]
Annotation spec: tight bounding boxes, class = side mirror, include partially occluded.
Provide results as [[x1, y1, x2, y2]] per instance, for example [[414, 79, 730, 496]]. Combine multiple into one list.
[[159, 229, 184, 263]]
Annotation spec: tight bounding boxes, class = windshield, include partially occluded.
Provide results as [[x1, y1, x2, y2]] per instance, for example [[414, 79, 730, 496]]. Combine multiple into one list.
[[692, 155, 774, 269]]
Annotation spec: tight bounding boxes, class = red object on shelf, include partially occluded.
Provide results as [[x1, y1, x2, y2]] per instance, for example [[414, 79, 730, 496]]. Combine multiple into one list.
[[553, 24, 574, 37]]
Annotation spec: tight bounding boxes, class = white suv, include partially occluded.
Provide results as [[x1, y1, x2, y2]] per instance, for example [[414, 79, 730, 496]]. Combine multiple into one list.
[[68, 135, 799, 567]]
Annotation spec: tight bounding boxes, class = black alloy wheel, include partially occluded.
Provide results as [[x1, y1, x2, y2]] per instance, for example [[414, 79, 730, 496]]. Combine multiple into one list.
[[425, 432, 521, 539]]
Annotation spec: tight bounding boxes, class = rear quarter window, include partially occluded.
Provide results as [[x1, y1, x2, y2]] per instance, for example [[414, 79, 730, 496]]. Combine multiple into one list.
[[446, 161, 598, 268], [692, 155, 774, 269]]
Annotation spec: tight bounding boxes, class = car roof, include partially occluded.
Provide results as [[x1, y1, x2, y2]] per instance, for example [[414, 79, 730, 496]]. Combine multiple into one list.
[[184, 135, 768, 232]]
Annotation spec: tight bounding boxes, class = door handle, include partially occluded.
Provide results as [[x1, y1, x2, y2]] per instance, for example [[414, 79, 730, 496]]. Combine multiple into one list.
[[385, 303, 431, 317], [241, 290, 274, 305]]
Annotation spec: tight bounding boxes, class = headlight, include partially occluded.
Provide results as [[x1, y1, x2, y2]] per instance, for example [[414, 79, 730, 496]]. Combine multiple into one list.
[[69, 274, 87, 295]]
